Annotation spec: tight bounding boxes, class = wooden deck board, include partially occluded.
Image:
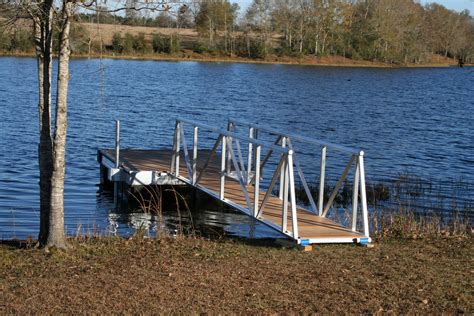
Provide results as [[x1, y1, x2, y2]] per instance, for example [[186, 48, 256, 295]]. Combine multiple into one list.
[[100, 149, 364, 241]]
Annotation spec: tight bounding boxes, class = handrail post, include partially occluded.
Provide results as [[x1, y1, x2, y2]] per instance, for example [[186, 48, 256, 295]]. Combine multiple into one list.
[[253, 145, 261, 217], [318, 146, 327, 216], [171, 122, 177, 173], [279, 136, 287, 199], [220, 135, 226, 200], [247, 127, 254, 185], [282, 156, 289, 233], [115, 120, 120, 168], [253, 128, 259, 176], [351, 157, 360, 231], [358, 151, 369, 237], [226, 122, 233, 175], [114, 120, 120, 207], [175, 121, 181, 177], [288, 150, 298, 239], [192, 126, 198, 185]]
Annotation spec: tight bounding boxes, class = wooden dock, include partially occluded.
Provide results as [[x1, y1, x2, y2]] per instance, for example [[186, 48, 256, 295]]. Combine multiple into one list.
[[98, 118, 371, 245], [98, 148, 367, 245]]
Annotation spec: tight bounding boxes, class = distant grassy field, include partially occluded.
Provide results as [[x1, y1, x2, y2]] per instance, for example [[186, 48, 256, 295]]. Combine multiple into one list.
[[1, 236, 472, 313], [81, 22, 199, 45]]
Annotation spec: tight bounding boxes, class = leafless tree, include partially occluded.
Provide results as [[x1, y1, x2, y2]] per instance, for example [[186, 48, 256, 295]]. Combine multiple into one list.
[[0, 0, 180, 249]]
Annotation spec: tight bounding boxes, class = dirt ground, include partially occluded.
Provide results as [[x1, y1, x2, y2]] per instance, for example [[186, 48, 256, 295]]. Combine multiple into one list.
[[1, 236, 472, 313]]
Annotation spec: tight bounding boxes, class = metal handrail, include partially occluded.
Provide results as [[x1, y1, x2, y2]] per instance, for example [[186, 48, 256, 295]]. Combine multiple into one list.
[[228, 118, 362, 155], [228, 117, 370, 238], [172, 117, 370, 240], [171, 118, 301, 240], [177, 118, 290, 154]]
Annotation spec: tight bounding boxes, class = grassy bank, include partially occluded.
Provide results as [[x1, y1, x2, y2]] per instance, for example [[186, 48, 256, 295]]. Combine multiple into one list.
[[1, 235, 472, 313], [2, 50, 468, 68]]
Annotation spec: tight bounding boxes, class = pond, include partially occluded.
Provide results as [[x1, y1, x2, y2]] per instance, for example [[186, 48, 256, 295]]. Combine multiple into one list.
[[0, 57, 472, 239]]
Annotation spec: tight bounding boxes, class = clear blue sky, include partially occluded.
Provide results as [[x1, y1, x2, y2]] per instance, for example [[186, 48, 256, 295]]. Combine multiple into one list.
[[235, 0, 474, 13]]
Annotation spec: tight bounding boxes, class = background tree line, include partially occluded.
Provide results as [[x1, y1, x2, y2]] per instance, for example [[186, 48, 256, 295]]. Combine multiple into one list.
[[1, 0, 473, 64], [239, 0, 474, 63]]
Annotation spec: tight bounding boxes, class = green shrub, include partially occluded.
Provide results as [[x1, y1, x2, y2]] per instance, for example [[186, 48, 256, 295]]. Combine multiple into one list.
[[0, 32, 11, 51], [122, 33, 134, 54], [235, 35, 269, 59], [133, 32, 147, 53], [169, 35, 180, 54], [70, 24, 91, 54], [152, 33, 166, 53], [152, 33, 180, 54], [247, 39, 268, 59], [192, 42, 208, 54], [111, 32, 123, 53], [10, 29, 34, 52]]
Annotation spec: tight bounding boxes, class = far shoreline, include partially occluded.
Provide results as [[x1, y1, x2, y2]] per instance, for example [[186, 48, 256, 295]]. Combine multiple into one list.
[[2, 51, 471, 69]]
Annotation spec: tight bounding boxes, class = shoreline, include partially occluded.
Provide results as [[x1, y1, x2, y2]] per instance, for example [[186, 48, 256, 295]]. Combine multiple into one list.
[[2, 51, 470, 69]]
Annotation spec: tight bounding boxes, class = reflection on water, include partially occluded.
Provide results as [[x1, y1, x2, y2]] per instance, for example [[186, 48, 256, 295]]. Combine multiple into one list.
[[101, 187, 285, 240]]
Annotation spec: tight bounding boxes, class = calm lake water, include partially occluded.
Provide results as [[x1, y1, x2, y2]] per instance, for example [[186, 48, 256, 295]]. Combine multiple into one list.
[[0, 57, 473, 239]]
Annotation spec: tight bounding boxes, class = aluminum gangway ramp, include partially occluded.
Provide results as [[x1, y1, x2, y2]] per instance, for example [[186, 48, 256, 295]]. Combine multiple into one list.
[[98, 118, 371, 245]]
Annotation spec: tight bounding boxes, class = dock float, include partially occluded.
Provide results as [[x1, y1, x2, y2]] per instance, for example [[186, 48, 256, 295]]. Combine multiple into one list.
[[98, 118, 371, 245]]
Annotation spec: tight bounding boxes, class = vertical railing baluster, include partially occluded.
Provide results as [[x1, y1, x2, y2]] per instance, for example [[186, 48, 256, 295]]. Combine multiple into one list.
[[226, 122, 233, 175], [220, 135, 226, 200], [115, 120, 120, 168], [358, 152, 369, 237], [175, 121, 181, 177], [114, 120, 120, 207], [318, 146, 327, 216], [282, 155, 289, 233], [247, 127, 254, 185], [253, 128, 259, 175], [288, 150, 298, 239], [351, 157, 360, 232], [253, 145, 261, 217], [171, 122, 177, 173], [192, 126, 198, 185], [279, 136, 287, 199]]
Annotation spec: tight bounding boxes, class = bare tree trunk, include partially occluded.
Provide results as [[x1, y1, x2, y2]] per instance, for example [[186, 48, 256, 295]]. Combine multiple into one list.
[[224, 11, 227, 54], [33, 1, 54, 246], [299, 20, 304, 53], [322, 32, 327, 55], [315, 34, 319, 56], [246, 34, 250, 57], [47, 0, 72, 249], [208, 16, 212, 47]]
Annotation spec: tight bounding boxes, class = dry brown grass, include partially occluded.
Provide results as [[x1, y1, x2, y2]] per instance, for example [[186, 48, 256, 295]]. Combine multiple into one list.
[[80, 22, 198, 44], [1, 236, 472, 313]]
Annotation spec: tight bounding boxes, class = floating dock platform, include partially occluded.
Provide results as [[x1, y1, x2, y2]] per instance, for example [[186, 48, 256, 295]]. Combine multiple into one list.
[[98, 118, 371, 245]]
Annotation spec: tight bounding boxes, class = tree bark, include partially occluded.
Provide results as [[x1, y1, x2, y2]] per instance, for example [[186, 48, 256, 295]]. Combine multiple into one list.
[[47, 0, 72, 249], [33, 1, 54, 245]]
